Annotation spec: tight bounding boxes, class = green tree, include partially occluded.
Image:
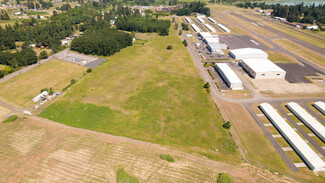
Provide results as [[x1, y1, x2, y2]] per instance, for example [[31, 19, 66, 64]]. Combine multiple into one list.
[[222, 121, 232, 129], [87, 68, 92, 73], [217, 173, 233, 183], [166, 45, 173, 50], [182, 39, 188, 47], [39, 50, 48, 59], [203, 82, 210, 89]]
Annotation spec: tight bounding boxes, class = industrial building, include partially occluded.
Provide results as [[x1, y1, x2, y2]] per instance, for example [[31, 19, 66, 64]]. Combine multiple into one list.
[[314, 101, 325, 115], [287, 102, 325, 142], [260, 103, 325, 172], [204, 24, 216, 33], [198, 32, 226, 54], [241, 59, 286, 79], [215, 63, 243, 90], [229, 48, 268, 60], [191, 24, 201, 32], [207, 43, 227, 54], [185, 17, 192, 24], [207, 17, 217, 24], [197, 17, 205, 24], [217, 24, 231, 33]]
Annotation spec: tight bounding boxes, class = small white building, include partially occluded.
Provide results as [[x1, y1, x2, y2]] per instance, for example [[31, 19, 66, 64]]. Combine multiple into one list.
[[217, 24, 231, 33], [197, 17, 205, 24], [204, 24, 216, 33], [306, 25, 318, 30], [191, 24, 201, 32], [229, 48, 268, 60], [185, 17, 192, 24], [215, 63, 243, 90], [241, 58, 286, 79], [33, 91, 48, 103], [207, 17, 217, 24], [61, 40, 69, 45], [14, 12, 21, 15]]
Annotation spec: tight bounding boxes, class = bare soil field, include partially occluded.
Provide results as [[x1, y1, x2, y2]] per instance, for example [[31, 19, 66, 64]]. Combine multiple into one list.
[[0, 117, 301, 183], [0, 105, 11, 122]]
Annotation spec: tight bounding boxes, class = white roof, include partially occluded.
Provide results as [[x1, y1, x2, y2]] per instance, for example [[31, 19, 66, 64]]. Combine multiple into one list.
[[205, 37, 219, 43], [230, 48, 268, 58], [204, 24, 216, 32], [199, 32, 212, 38], [217, 23, 230, 33], [185, 17, 192, 23], [287, 102, 325, 142], [197, 17, 205, 23], [208, 17, 217, 23], [241, 58, 285, 73], [216, 63, 242, 84], [191, 24, 201, 32], [260, 103, 325, 171], [314, 101, 325, 115]]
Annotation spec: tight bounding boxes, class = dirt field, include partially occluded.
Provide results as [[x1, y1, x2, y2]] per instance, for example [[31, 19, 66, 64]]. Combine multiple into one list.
[[0, 117, 301, 183], [251, 78, 325, 96], [0, 105, 11, 122], [0, 59, 87, 108]]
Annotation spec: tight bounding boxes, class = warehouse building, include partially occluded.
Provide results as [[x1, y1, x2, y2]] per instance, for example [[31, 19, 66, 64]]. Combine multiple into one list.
[[215, 63, 243, 90], [240, 58, 286, 79], [287, 102, 325, 142], [207, 43, 227, 54], [217, 24, 231, 33], [185, 17, 192, 24], [260, 102, 325, 172], [207, 17, 217, 24], [229, 48, 268, 60], [191, 24, 201, 32], [197, 17, 205, 24], [33, 91, 48, 103], [314, 101, 325, 115], [204, 24, 216, 33]]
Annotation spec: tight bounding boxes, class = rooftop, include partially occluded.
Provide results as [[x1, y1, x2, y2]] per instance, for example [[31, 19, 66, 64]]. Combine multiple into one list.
[[241, 58, 285, 73], [230, 48, 268, 57], [216, 63, 242, 84]]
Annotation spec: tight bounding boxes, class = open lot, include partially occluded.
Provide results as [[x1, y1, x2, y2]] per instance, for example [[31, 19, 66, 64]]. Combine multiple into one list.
[[0, 105, 11, 122], [0, 117, 299, 183], [277, 63, 320, 83], [56, 51, 106, 68], [0, 59, 87, 108], [39, 28, 240, 162]]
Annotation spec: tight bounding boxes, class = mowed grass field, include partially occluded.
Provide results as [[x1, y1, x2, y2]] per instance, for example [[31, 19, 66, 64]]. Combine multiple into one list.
[[0, 105, 11, 122], [0, 59, 87, 108], [266, 51, 298, 63], [40, 27, 240, 162]]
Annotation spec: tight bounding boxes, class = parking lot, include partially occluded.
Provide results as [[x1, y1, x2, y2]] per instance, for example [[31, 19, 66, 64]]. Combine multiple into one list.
[[57, 51, 106, 68], [219, 35, 269, 50], [276, 63, 320, 83]]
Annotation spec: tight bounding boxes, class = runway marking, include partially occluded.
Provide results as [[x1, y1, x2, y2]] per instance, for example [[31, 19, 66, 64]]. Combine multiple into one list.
[[272, 134, 282, 138], [250, 40, 259, 45]]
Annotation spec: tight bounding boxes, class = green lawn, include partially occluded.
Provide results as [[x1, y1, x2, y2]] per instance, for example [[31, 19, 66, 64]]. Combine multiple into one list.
[[25, 11, 49, 16], [40, 27, 240, 163]]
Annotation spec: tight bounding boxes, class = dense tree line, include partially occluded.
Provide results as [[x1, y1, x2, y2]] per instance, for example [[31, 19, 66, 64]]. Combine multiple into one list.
[[0, 10, 9, 20], [0, 48, 37, 68], [236, 3, 325, 26], [26, 0, 53, 10], [172, 1, 210, 16], [114, 6, 171, 35], [70, 28, 132, 56], [58, 3, 72, 11]]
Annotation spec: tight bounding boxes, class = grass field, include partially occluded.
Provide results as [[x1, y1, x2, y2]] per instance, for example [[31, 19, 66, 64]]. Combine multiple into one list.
[[274, 39, 325, 68], [0, 64, 6, 70], [0, 105, 11, 122], [266, 51, 299, 63], [25, 11, 49, 16], [0, 59, 87, 108], [39, 27, 241, 163]]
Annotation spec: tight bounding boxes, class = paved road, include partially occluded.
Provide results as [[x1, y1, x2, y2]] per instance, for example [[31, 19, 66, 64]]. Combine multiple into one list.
[[230, 12, 325, 55], [0, 49, 70, 84]]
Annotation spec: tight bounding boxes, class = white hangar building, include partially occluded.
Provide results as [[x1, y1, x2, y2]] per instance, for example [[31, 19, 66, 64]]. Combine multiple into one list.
[[215, 63, 243, 90], [241, 58, 286, 79], [260, 103, 325, 172], [229, 48, 268, 60]]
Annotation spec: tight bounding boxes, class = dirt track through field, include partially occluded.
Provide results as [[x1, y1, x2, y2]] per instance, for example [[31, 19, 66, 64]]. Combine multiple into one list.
[[0, 117, 300, 183]]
